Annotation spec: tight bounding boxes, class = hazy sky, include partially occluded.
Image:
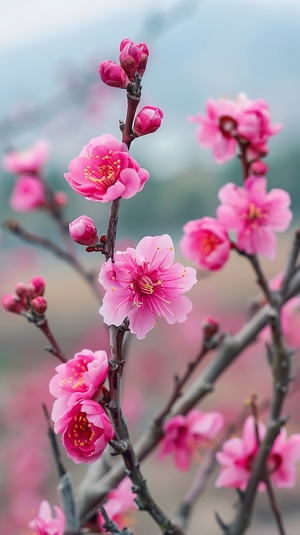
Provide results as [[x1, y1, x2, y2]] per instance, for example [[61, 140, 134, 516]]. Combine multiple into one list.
[[2, 0, 300, 50]]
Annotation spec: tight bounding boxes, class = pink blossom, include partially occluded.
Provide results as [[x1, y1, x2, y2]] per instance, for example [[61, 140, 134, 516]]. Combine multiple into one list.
[[119, 38, 142, 80], [133, 106, 164, 136], [3, 139, 49, 174], [49, 349, 109, 422], [28, 500, 65, 535], [189, 97, 239, 164], [237, 95, 282, 153], [268, 428, 300, 488], [189, 94, 281, 164], [160, 410, 224, 471], [180, 217, 231, 271], [10, 175, 46, 212], [217, 176, 292, 258], [260, 272, 300, 347], [99, 60, 129, 88], [64, 134, 149, 202], [99, 234, 197, 340], [54, 399, 114, 463], [216, 416, 300, 490], [98, 478, 136, 531], [69, 215, 99, 246]]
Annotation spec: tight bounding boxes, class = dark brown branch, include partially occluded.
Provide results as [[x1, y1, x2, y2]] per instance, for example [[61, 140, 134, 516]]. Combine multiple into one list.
[[280, 227, 300, 298]]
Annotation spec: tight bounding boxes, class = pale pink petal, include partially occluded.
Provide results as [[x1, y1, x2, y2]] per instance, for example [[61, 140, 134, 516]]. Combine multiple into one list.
[[135, 235, 175, 269], [127, 306, 156, 339]]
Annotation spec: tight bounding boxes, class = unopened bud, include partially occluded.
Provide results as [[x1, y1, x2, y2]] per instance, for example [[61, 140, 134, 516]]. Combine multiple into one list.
[[119, 38, 141, 80], [29, 276, 45, 297], [2, 294, 25, 314], [137, 42, 149, 77], [99, 60, 129, 88], [15, 282, 29, 299], [133, 106, 163, 137], [69, 215, 99, 246], [249, 160, 268, 176], [202, 316, 219, 340], [30, 296, 47, 315], [54, 191, 69, 207]]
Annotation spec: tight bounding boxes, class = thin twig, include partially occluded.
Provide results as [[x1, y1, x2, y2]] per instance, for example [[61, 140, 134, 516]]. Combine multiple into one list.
[[3, 219, 98, 293]]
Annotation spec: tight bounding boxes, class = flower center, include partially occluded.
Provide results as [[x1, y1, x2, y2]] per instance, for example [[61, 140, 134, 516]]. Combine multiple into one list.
[[219, 115, 237, 139], [247, 202, 262, 220], [267, 452, 282, 474], [199, 231, 222, 256], [137, 275, 156, 294], [84, 150, 121, 189], [68, 412, 97, 448]]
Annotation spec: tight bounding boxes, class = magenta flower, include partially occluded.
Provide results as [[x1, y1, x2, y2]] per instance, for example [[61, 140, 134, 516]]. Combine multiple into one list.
[[99, 60, 129, 88], [64, 134, 149, 202], [217, 176, 292, 258], [99, 234, 197, 340], [160, 410, 224, 471], [180, 217, 231, 271], [54, 399, 114, 463], [69, 215, 99, 246], [28, 500, 65, 535], [98, 477, 136, 531], [237, 95, 282, 153], [49, 349, 109, 422], [216, 416, 300, 490], [3, 139, 49, 174], [189, 97, 239, 164], [133, 106, 164, 137], [9, 175, 46, 212]]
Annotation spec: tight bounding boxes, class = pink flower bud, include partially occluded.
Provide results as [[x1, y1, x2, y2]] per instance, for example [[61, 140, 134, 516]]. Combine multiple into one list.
[[133, 106, 164, 137], [29, 276, 45, 297], [99, 60, 129, 88], [202, 316, 219, 340], [137, 42, 149, 77], [54, 191, 69, 207], [119, 38, 141, 80], [249, 160, 268, 176], [30, 296, 47, 315], [69, 215, 99, 246], [2, 294, 25, 314], [15, 282, 30, 299]]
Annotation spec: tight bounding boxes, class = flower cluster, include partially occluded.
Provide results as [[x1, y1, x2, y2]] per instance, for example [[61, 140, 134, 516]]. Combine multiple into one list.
[[216, 416, 300, 490], [181, 93, 292, 268], [160, 410, 224, 470], [2, 276, 47, 316], [99, 234, 197, 339], [189, 93, 282, 164], [50, 349, 114, 463], [3, 139, 68, 212], [99, 38, 149, 88]]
